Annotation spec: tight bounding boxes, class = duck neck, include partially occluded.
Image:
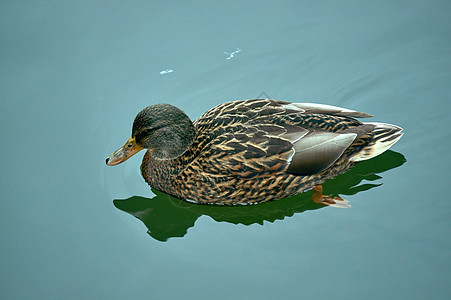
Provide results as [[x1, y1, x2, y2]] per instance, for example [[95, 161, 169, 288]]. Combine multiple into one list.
[[140, 149, 190, 197]]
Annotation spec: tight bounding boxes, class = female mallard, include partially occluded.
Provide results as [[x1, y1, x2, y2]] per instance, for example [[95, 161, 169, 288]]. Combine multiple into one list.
[[106, 99, 403, 205]]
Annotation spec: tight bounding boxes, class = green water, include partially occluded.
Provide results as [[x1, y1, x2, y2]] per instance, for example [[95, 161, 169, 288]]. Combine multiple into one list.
[[1, 1, 450, 299]]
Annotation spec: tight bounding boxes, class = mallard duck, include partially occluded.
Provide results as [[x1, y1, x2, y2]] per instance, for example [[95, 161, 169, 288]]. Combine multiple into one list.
[[106, 99, 403, 205]]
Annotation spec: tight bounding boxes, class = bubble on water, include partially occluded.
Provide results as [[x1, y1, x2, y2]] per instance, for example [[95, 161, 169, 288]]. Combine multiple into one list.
[[224, 48, 241, 60], [159, 69, 173, 75]]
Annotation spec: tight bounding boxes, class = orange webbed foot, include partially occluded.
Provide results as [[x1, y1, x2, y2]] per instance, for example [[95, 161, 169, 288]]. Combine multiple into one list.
[[312, 185, 351, 208]]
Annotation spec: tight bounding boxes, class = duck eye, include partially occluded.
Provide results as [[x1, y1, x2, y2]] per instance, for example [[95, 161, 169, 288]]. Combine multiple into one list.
[[127, 143, 133, 148]]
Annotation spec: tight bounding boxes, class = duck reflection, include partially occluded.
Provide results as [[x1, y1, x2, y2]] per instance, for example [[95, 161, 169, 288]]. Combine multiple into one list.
[[113, 150, 405, 241]]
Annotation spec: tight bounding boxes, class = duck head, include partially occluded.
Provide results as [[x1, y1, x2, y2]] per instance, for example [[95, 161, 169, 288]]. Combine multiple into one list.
[[106, 104, 196, 166]]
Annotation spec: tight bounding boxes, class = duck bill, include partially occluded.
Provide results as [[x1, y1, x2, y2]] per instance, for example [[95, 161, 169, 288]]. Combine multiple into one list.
[[106, 137, 144, 166]]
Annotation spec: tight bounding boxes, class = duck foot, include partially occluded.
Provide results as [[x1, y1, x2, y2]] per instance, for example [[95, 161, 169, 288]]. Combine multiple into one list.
[[312, 185, 350, 208]]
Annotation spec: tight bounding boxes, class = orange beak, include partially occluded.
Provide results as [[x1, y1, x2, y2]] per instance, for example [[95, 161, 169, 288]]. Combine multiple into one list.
[[106, 137, 144, 166]]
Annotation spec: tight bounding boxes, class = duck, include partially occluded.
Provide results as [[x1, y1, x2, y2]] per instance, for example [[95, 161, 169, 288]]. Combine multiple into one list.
[[106, 99, 403, 205]]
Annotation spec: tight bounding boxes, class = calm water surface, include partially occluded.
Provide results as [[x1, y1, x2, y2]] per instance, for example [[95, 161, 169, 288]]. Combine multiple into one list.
[[1, 1, 450, 299]]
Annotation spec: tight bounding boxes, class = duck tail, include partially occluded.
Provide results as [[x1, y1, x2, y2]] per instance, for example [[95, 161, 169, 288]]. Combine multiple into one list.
[[350, 122, 404, 162]]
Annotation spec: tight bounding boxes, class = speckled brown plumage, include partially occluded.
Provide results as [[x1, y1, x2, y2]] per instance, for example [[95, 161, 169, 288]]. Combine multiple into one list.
[[134, 99, 403, 205]]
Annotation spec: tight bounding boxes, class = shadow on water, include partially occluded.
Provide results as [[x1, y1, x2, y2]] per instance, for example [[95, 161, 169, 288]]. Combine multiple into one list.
[[113, 150, 406, 241]]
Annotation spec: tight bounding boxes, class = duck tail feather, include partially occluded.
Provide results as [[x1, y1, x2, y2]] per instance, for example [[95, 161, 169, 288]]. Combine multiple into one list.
[[350, 122, 403, 162]]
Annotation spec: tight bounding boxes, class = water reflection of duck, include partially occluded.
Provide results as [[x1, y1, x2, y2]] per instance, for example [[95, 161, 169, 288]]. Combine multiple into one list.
[[113, 150, 407, 241], [106, 99, 403, 205]]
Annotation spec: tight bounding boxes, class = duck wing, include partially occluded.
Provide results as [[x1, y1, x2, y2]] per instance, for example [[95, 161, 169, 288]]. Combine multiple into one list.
[[286, 129, 356, 175], [288, 102, 373, 118], [192, 99, 375, 177]]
